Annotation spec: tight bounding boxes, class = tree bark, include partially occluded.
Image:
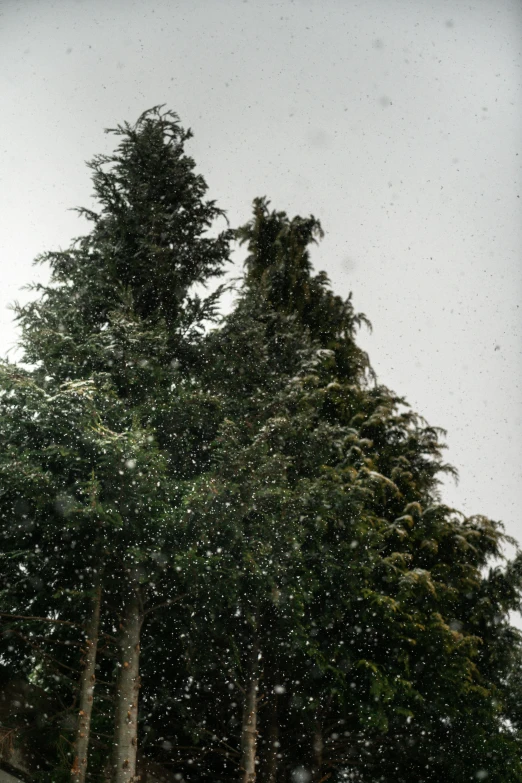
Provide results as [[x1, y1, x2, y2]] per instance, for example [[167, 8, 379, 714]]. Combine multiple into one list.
[[264, 684, 279, 783], [240, 637, 260, 783], [112, 582, 143, 783], [71, 576, 102, 783]]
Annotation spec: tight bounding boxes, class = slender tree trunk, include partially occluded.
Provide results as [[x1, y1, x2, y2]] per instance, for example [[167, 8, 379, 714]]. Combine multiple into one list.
[[71, 575, 103, 783], [240, 637, 260, 783], [112, 582, 143, 783], [312, 722, 324, 783], [264, 684, 279, 783]]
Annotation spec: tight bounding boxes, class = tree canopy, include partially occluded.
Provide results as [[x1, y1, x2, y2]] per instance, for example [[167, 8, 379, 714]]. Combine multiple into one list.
[[1, 107, 521, 783]]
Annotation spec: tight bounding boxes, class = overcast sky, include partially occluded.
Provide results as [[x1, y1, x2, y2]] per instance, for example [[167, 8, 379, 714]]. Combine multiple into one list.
[[1, 0, 521, 551]]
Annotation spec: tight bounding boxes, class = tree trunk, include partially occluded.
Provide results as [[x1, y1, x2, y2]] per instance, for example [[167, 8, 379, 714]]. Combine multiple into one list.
[[240, 637, 260, 783], [264, 684, 279, 783], [312, 722, 324, 783], [112, 582, 143, 783], [71, 576, 102, 783]]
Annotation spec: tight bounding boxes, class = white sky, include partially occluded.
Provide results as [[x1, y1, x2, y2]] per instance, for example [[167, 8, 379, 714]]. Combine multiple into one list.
[[1, 0, 521, 551]]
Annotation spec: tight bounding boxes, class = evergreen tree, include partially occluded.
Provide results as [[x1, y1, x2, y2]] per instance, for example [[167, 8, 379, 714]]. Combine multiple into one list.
[[2, 107, 231, 782], [133, 200, 522, 782], [183, 198, 522, 783], [0, 362, 181, 781], [1, 113, 521, 783]]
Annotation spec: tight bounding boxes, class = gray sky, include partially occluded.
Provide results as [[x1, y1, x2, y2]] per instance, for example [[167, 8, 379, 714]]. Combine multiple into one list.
[[1, 0, 521, 550]]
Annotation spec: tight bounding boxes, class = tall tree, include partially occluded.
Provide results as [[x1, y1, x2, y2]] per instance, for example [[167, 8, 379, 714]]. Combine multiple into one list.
[[114, 197, 522, 783], [2, 116, 522, 783], [222, 199, 522, 782], [4, 107, 232, 781], [0, 363, 180, 780]]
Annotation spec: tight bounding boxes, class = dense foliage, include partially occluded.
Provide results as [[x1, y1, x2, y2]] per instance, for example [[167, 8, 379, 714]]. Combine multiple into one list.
[[1, 108, 521, 783]]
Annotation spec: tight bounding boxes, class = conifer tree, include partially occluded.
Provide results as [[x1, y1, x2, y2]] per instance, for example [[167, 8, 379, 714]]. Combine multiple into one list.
[[0, 363, 180, 780], [2, 107, 231, 782], [89, 195, 522, 783], [224, 198, 522, 783], [2, 112, 522, 783]]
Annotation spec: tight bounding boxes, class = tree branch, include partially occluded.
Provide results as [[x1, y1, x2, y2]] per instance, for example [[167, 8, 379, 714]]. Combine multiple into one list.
[[144, 594, 187, 616], [0, 611, 83, 629]]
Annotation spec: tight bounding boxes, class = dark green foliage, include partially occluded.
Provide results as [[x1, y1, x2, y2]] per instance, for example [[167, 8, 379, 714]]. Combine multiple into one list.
[[132, 199, 522, 783], [1, 107, 231, 780], [0, 362, 183, 776], [16, 106, 231, 390], [1, 112, 521, 783], [237, 197, 372, 382]]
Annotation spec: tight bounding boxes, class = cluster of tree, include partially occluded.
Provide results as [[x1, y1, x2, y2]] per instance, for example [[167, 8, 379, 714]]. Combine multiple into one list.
[[1, 108, 522, 783]]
